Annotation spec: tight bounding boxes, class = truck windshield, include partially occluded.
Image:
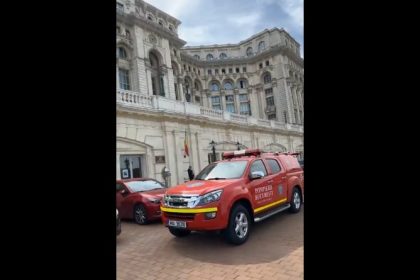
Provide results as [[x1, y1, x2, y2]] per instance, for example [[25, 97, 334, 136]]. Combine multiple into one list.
[[195, 161, 248, 180]]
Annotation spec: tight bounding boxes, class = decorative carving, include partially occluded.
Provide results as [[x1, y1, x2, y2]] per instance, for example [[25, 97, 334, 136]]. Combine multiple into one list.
[[148, 34, 157, 44]]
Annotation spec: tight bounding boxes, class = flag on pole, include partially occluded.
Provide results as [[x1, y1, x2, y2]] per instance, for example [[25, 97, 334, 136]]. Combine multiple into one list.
[[184, 130, 189, 158]]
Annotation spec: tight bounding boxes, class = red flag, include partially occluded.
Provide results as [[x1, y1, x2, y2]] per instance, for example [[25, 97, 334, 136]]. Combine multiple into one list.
[[184, 130, 189, 158]]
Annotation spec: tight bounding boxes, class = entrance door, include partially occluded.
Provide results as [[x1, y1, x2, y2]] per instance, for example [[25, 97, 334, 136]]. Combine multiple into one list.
[[120, 155, 143, 179]]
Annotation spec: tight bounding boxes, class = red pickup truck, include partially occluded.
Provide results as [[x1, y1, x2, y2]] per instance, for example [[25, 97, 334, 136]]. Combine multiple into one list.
[[161, 149, 304, 245]]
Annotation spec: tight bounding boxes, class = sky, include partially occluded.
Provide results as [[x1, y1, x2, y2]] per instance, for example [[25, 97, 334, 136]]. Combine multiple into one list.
[[145, 0, 303, 57]]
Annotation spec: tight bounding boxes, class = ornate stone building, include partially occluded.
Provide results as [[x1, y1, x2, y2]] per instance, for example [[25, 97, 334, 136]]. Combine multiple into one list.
[[116, 0, 303, 184]]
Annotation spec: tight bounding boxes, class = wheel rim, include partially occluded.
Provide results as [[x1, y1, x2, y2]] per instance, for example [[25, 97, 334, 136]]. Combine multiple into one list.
[[293, 191, 301, 209], [135, 206, 146, 223], [234, 212, 248, 239]]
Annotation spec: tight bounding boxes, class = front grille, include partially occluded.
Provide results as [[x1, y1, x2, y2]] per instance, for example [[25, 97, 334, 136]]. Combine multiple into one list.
[[165, 194, 199, 208], [164, 212, 195, 220]]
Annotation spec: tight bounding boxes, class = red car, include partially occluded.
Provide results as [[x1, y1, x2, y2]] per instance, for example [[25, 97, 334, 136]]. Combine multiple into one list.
[[116, 178, 167, 225]]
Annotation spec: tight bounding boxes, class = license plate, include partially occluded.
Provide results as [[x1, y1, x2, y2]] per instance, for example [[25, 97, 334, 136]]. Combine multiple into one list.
[[168, 220, 186, 228]]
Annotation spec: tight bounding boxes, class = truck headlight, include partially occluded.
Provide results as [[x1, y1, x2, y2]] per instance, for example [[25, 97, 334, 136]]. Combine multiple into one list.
[[197, 190, 223, 206]]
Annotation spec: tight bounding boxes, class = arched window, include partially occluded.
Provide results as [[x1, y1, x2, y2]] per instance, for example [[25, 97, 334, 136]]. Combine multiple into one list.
[[246, 47, 253, 57], [211, 83, 219, 91], [219, 53, 227, 59], [193, 55, 200, 60], [158, 20, 163, 26], [150, 52, 164, 96], [206, 54, 214, 61], [258, 41, 266, 52], [117, 47, 127, 59], [147, 15, 153, 21], [224, 82, 233, 90], [195, 81, 200, 90], [264, 73, 272, 84]]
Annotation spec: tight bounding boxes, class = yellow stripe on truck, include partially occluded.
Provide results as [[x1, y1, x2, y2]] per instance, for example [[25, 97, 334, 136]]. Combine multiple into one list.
[[160, 206, 218, 213], [254, 198, 287, 214]]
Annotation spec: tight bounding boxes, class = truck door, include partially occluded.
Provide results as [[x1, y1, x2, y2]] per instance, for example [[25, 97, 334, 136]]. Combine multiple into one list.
[[264, 158, 288, 203], [248, 159, 272, 209]]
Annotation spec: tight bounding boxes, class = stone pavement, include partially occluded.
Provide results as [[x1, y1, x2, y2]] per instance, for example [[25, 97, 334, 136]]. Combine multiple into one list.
[[117, 207, 303, 280]]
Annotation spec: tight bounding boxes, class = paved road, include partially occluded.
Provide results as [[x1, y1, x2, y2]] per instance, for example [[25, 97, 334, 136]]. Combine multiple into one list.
[[117, 207, 303, 280]]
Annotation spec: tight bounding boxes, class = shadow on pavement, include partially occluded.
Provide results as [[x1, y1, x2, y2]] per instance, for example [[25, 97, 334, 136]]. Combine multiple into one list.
[[167, 208, 303, 265]]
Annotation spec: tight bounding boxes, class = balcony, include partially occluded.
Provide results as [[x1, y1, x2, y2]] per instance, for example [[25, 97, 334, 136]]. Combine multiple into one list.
[[117, 90, 303, 133]]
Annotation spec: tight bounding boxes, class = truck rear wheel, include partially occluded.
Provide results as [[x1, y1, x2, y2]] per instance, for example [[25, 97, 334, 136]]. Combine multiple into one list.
[[224, 204, 251, 245], [168, 227, 191, 237], [289, 188, 302, 213]]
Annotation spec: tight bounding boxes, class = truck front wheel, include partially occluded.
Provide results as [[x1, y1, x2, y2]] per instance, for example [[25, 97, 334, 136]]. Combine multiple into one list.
[[168, 227, 191, 237], [224, 204, 251, 245]]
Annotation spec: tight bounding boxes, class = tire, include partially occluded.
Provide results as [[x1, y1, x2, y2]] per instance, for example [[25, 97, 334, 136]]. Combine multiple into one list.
[[168, 227, 191, 237], [134, 204, 148, 225], [223, 204, 251, 245], [289, 188, 302, 213]]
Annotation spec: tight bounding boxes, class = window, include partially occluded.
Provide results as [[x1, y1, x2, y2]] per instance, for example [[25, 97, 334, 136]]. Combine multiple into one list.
[[242, 67, 247, 72], [219, 53, 227, 59], [266, 60, 269, 66], [125, 30, 130, 39], [208, 69, 212, 75], [265, 88, 273, 95], [225, 95, 235, 113], [259, 63, 263, 69], [116, 2, 124, 13], [264, 73, 271, 84], [222, 69, 226, 74], [224, 82, 233, 90], [229, 68, 233, 73], [239, 94, 250, 115], [211, 83, 219, 91], [117, 47, 127, 59], [169, 26, 173, 31], [118, 68, 130, 90], [194, 82, 200, 90], [266, 96, 274, 106], [246, 47, 253, 57], [195, 95, 201, 103], [198, 70, 200, 75], [147, 15, 153, 21], [250, 160, 267, 176], [283, 111, 288, 123], [173, 49, 177, 56], [236, 68, 240, 73], [267, 159, 281, 173], [211, 96, 221, 110], [174, 83, 180, 100], [294, 109, 298, 123], [194, 55, 200, 60], [215, 69, 219, 74], [188, 66, 191, 72], [239, 80, 246, 89], [193, 68, 196, 73], [206, 54, 214, 61], [267, 112, 276, 120], [125, 180, 164, 192], [258, 41, 266, 52], [116, 26, 121, 34]]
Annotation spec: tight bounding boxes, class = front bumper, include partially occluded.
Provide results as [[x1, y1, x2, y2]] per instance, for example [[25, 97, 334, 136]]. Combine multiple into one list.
[[160, 206, 226, 231]]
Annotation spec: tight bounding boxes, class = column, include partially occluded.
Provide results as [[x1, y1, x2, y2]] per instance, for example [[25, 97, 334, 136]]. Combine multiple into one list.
[[234, 88, 240, 114]]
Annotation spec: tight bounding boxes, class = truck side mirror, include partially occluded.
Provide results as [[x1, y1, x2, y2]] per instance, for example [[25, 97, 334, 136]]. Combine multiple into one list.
[[249, 171, 264, 180]]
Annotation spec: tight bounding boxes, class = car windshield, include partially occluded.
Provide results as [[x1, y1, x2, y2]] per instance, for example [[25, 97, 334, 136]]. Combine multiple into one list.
[[125, 180, 164, 192], [195, 161, 248, 180]]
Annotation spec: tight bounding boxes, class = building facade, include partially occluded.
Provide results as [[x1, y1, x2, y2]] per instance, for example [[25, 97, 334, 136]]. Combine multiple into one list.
[[116, 0, 304, 185]]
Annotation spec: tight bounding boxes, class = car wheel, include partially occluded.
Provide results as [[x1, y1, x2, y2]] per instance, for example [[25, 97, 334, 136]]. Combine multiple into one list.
[[224, 204, 251, 245], [134, 204, 148, 225], [289, 188, 302, 213], [168, 227, 191, 237]]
